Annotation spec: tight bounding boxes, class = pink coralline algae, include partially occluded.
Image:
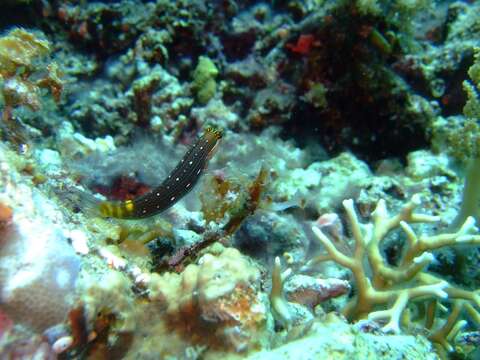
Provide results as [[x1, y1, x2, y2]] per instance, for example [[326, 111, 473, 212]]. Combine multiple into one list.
[[286, 34, 317, 55]]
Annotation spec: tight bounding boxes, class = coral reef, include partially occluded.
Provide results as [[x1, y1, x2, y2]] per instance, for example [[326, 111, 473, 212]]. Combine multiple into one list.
[[63, 245, 271, 358], [0, 28, 62, 150], [308, 195, 480, 352], [1, 0, 480, 359]]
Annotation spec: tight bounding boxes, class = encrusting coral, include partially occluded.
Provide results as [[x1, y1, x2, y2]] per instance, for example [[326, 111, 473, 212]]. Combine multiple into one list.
[[148, 245, 270, 353], [307, 195, 480, 352], [0, 145, 80, 333]]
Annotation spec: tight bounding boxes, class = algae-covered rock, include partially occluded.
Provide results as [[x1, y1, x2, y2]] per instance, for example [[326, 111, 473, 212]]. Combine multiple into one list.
[[148, 246, 270, 353], [192, 56, 219, 104], [463, 48, 480, 121]]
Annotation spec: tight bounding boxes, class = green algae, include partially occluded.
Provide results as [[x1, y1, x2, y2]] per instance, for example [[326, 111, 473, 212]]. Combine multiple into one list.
[[192, 56, 218, 104]]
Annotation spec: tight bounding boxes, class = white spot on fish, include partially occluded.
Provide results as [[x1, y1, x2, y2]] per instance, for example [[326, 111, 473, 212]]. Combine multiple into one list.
[[142, 209, 147, 214], [197, 169, 201, 175], [157, 205, 160, 209], [189, 161, 193, 165], [156, 192, 160, 196], [200, 146, 204, 150], [176, 177, 179, 181], [170, 196, 175, 201], [186, 183, 191, 188]]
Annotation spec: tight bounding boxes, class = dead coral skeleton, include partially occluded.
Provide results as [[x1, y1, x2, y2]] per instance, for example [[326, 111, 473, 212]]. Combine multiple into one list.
[[307, 195, 480, 351]]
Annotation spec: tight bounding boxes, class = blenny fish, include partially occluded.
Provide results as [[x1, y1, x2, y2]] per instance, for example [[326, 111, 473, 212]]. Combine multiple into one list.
[[67, 127, 222, 219]]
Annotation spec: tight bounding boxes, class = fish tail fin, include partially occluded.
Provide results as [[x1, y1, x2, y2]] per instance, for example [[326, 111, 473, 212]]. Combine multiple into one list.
[[55, 184, 105, 218]]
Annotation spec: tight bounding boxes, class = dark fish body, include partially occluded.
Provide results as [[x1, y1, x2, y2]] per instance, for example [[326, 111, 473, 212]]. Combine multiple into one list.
[[97, 127, 222, 219]]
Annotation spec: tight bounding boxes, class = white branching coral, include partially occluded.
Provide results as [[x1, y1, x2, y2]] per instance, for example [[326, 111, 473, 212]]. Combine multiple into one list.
[[308, 195, 480, 351], [270, 257, 293, 327]]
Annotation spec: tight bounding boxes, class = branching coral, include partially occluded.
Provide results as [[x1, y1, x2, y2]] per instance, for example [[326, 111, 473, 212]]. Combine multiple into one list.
[[270, 257, 293, 327], [307, 195, 480, 351]]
